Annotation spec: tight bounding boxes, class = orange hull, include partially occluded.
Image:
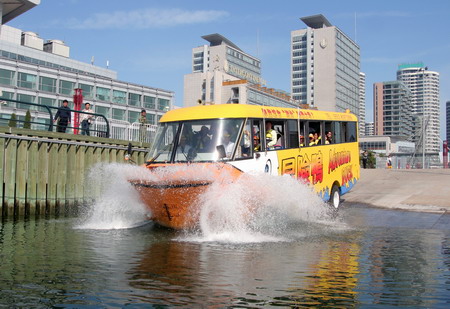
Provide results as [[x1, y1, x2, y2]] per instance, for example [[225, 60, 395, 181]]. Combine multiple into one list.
[[129, 163, 242, 229]]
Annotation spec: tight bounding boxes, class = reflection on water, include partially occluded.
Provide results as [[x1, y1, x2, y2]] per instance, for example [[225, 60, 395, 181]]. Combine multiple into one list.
[[0, 214, 449, 307]]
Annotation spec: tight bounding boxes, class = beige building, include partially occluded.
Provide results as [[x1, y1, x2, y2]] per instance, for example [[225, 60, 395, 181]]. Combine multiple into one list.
[[290, 14, 360, 114], [184, 34, 296, 108]]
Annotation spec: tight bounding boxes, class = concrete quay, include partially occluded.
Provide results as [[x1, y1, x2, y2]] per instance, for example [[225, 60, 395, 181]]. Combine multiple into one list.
[[344, 168, 450, 213]]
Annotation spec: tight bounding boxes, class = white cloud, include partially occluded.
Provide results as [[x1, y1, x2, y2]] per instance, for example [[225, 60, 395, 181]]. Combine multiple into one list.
[[66, 8, 229, 29]]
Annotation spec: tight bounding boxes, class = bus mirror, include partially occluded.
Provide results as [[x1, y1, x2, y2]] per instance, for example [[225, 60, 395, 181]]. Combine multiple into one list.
[[216, 145, 226, 159]]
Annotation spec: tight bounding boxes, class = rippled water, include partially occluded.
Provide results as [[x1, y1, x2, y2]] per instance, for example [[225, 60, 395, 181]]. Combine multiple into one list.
[[0, 211, 449, 308], [1, 164, 449, 307]]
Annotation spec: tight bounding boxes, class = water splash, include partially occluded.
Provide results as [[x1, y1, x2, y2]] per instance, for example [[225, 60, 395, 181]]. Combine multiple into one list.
[[76, 163, 345, 240], [75, 163, 152, 230], [181, 173, 343, 243]]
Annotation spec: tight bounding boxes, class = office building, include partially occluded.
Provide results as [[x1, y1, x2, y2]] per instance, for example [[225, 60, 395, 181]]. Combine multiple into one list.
[[0, 0, 174, 141], [359, 72, 366, 135], [184, 33, 296, 108], [396, 63, 440, 153], [373, 81, 414, 140], [290, 14, 360, 114]]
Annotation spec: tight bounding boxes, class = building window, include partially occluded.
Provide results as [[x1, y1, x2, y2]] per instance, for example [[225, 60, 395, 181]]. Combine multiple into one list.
[[112, 108, 125, 121], [0, 91, 14, 108], [128, 93, 141, 106], [128, 111, 139, 123], [79, 83, 94, 99], [38, 97, 56, 112], [39, 76, 56, 93], [96, 87, 110, 102], [146, 113, 155, 124], [59, 80, 75, 95], [143, 96, 155, 109], [17, 72, 37, 89], [95, 106, 110, 118], [0, 68, 15, 86], [17, 93, 35, 110], [112, 90, 126, 104], [157, 98, 169, 111]]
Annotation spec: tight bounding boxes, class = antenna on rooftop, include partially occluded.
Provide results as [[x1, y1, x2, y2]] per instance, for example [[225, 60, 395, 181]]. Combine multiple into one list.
[[106, 60, 109, 69], [354, 12, 357, 43], [91, 56, 95, 65]]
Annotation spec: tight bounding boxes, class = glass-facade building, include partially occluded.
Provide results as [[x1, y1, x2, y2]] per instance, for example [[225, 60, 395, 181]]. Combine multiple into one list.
[[0, 9, 173, 138]]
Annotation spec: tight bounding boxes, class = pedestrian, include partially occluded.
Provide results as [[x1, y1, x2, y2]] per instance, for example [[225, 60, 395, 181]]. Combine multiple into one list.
[[54, 99, 71, 133], [362, 150, 368, 169], [80, 102, 94, 136], [386, 155, 392, 169], [139, 109, 147, 142]]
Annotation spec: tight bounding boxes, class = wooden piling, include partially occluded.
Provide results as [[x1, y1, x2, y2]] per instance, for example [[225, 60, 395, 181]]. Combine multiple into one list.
[[0, 127, 149, 219]]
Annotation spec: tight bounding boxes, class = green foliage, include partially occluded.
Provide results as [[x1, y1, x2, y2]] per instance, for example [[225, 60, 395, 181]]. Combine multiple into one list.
[[360, 150, 376, 169], [8, 113, 17, 128], [23, 110, 32, 129]]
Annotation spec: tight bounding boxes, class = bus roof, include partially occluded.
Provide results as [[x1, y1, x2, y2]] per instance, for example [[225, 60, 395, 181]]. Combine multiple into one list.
[[160, 104, 358, 123]]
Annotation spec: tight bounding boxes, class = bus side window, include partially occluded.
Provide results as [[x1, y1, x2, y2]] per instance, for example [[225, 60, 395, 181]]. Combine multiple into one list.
[[236, 120, 252, 159], [300, 121, 306, 147], [346, 121, 357, 142], [308, 121, 321, 146], [287, 120, 299, 149], [252, 120, 263, 152], [333, 121, 343, 144], [324, 121, 333, 144]]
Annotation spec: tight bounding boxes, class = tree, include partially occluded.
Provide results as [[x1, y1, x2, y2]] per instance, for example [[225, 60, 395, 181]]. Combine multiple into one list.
[[8, 113, 17, 127], [360, 150, 377, 169], [23, 110, 31, 129]]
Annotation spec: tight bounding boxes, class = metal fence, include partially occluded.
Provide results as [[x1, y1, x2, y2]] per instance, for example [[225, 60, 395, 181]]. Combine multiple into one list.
[[0, 98, 157, 143]]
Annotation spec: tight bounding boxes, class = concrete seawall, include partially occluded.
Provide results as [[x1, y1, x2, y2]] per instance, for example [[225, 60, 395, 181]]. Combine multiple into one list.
[[344, 169, 450, 213]]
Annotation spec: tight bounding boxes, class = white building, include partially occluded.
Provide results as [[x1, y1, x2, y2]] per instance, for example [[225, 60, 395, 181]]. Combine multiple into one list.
[[396, 63, 440, 153], [290, 14, 360, 114], [184, 33, 296, 108], [0, 0, 174, 141]]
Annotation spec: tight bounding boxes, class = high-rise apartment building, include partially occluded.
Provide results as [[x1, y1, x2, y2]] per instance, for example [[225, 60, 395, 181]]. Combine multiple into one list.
[[359, 72, 366, 135], [0, 0, 173, 141], [290, 14, 360, 114], [396, 63, 440, 153], [184, 34, 296, 108], [364, 122, 374, 136], [446, 101, 450, 143], [373, 81, 414, 140]]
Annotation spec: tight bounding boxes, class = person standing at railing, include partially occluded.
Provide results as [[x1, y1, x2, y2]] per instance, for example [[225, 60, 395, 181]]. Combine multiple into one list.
[[80, 102, 94, 136], [139, 109, 147, 142], [54, 99, 71, 133]]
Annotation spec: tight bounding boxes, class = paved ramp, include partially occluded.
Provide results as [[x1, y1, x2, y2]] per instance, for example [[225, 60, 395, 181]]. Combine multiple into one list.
[[344, 169, 450, 213]]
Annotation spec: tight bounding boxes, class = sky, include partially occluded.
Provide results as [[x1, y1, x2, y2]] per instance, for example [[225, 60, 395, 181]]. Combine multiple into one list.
[[8, 0, 450, 140]]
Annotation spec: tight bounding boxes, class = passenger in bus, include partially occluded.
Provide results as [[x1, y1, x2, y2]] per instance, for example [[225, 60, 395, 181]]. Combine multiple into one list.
[[253, 135, 261, 151], [308, 133, 315, 146], [325, 131, 332, 144], [265, 121, 278, 149], [313, 132, 321, 145], [240, 130, 252, 157], [299, 135, 305, 147], [193, 126, 211, 151], [222, 130, 235, 158], [177, 135, 191, 154]]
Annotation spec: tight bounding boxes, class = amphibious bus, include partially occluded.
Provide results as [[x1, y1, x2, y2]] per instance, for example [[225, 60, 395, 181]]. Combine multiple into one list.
[[129, 104, 360, 229]]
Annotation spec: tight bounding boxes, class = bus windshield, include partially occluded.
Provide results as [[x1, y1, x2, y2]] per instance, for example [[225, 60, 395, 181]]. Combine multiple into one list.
[[147, 118, 244, 163]]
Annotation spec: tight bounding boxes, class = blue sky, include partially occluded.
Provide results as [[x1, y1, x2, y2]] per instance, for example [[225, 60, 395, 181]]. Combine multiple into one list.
[[8, 0, 450, 140]]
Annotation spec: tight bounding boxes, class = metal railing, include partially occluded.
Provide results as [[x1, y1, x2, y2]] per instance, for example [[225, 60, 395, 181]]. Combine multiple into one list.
[[0, 98, 109, 137]]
